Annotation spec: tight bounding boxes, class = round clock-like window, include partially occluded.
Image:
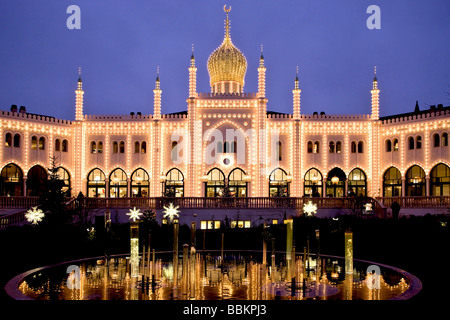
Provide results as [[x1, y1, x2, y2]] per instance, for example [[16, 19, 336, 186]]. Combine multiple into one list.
[[223, 158, 231, 165]]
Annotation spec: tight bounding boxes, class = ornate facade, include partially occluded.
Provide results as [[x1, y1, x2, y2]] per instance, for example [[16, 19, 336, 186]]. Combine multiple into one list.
[[1, 8, 450, 201]]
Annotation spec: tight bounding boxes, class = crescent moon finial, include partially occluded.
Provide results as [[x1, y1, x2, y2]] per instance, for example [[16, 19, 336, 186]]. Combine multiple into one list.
[[224, 5, 231, 13]]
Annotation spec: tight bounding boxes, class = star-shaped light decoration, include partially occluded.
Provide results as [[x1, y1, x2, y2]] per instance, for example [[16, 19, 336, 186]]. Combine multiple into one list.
[[126, 207, 142, 222], [303, 200, 317, 217], [25, 207, 45, 225], [163, 203, 180, 223]]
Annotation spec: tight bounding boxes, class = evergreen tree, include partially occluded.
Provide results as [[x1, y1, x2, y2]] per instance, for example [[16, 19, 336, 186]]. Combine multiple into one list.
[[39, 156, 71, 226]]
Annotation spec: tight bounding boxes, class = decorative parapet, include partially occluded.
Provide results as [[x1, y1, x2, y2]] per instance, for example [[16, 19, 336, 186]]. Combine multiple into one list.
[[0, 110, 72, 125], [300, 114, 371, 120], [381, 109, 450, 125], [197, 92, 258, 99]]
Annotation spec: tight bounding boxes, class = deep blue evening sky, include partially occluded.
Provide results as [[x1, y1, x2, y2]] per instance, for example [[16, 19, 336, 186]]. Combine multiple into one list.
[[0, 0, 449, 120]]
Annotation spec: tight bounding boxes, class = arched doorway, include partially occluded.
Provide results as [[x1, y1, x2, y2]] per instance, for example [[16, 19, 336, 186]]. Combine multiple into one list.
[[205, 168, 225, 197], [131, 168, 149, 197], [383, 167, 402, 197], [348, 168, 367, 197], [430, 163, 450, 196], [27, 165, 48, 196], [304, 168, 323, 197], [269, 168, 289, 197], [165, 168, 184, 197], [87, 168, 106, 198], [326, 167, 346, 197], [109, 168, 128, 198], [228, 168, 248, 197], [0, 163, 23, 196], [406, 165, 426, 196]]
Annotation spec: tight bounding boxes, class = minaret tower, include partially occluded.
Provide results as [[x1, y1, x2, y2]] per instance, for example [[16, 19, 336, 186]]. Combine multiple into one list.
[[153, 67, 162, 119], [371, 66, 380, 120], [293, 66, 301, 120], [75, 67, 84, 121], [258, 45, 266, 98], [189, 44, 197, 98]]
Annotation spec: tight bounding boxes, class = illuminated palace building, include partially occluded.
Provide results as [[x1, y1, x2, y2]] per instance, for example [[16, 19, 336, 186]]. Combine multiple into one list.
[[1, 9, 450, 208]]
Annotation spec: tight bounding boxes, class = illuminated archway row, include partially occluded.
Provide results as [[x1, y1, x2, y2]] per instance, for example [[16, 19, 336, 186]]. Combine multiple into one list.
[[0, 163, 71, 197]]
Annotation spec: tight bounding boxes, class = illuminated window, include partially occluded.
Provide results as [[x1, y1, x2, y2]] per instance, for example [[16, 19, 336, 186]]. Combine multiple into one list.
[[31, 136, 37, 149], [231, 220, 251, 228], [98, 141, 103, 153], [272, 220, 278, 225], [313, 141, 320, 154], [393, 139, 399, 151], [38, 137, 45, 150], [91, 141, 97, 153], [200, 220, 221, 230], [416, 136, 422, 149], [336, 141, 342, 154], [141, 141, 147, 154], [442, 133, 448, 147], [329, 141, 335, 153], [307, 141, 313, 153], [134, 141, 140, 153], [5, 133, 12, 147]]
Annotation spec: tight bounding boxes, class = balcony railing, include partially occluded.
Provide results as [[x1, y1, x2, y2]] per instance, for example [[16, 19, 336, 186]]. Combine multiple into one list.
[[376, 196, 450, 209], [0, 196, 39, 208]]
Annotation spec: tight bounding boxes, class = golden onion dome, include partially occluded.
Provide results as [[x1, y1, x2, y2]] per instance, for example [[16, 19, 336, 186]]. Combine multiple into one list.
[[207, 6, 247, 89]]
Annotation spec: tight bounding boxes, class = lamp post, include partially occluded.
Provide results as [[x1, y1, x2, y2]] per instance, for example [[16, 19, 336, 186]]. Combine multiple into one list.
[[162, 203, 180, 288], [285, 218, 293, 279], [127, 207, 142, 278]]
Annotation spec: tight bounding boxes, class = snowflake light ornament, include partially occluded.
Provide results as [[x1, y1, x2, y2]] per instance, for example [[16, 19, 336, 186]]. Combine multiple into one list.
[[25, 207, 45, 225], [303, 200, 317, 217], [163, 203, 180, 223], [127, 207, 142, 222]]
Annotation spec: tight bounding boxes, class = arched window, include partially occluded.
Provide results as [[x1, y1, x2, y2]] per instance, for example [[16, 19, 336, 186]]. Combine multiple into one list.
[[307, 141, 313, 153], [91, 141, 97, 154], [416, 136, 422, 149], [434, 133, 440, 147], [87, 168, 106, 198], [0, 163, 23, 196], [336, 141, 342, 154], [27, 165, 47, 196], [383, 167, 402, 197], [205, 168, 225, 197], [134, 141, 140, 154], [38, 137, 45, 150], [217, 141, 223, 154], [393, 139, 399, 151], [56, 167, 71, 195], [55, 139, 61, 152], [5, 133, 12, 147], [386, 139, 392, 152], [13, 134, 20, 148], [228, 168, 247, 197], [442, 133, 448, 147], [141, 141, 147, 154], [119, 141, 125, 153], [112, 141, 118, 154], [109, 168, 127, 198], [351, 141, 357, 153], [408, 137, 415, 150], [232, 140, 237, 154], [131, 168, 149, 197], [62, 140, 68, 152], [304, 168, 323, 197], [326, 167, 346, 198], [430, 163, 450, 196], [329, 141, 335, 153], [165, 168, 184, 197], [31, 136, 38, 149], [358, 141, 364, 153], [171, 141, 178, 162], [313, 141, 320, 154], [98, 141, 103, 153], [348, 168, 367, 197], [269, 168, 289, 197], [406, 165, 425, 196], [276, 141, 282, 160]]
